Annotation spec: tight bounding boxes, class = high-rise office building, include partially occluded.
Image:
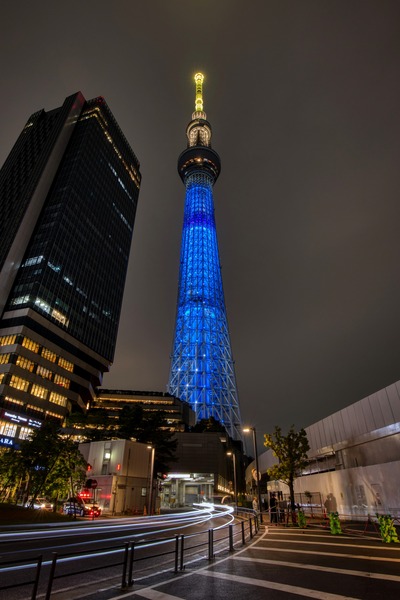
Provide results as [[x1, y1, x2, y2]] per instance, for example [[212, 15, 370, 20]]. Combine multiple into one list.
[[0, 92, 141, 447], [168, 74, 242, 440]]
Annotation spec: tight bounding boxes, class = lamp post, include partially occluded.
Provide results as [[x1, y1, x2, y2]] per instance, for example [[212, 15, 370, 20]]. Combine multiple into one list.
[[243, 426, 263, 523], [147, 445, 155, 516], [226, 451, 237, 513]]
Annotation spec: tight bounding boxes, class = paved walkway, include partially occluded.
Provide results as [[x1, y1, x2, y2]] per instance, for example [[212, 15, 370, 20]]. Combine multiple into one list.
[[111, 523, 400, 600]]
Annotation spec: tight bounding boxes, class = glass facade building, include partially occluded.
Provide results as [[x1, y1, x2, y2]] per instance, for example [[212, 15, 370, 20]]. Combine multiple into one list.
[[168, 75, 243, 440], [0, 93, 141, 447]]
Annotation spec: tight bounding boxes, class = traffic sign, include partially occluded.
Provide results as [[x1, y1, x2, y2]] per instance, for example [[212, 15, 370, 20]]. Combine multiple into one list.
[[91, 479, 98, 489]]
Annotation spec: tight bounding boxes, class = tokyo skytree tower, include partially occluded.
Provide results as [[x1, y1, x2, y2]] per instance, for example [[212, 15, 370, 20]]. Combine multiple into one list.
[[168, 73, 243, 440]]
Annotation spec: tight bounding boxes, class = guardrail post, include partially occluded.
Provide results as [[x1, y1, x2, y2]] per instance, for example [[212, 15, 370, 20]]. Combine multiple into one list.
[[128, 542, 135, 587], [174, 535, 179, 573], [241, 520, 245, 545], [45, 553, 58, 600], [229, 524, 234, 552], [179, 534, 185, 571], [31, 555, 43, 600], [208, 529, 214, 561], [121, 542, 129, 589], [249, 517, 253, 539]]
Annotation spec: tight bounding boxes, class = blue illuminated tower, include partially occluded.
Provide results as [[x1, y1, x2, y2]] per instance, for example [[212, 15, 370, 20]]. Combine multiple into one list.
[[168, 74, 242, 440]]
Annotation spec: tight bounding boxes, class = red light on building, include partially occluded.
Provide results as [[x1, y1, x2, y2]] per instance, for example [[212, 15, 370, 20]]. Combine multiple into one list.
[[116, 463, 121, 471]]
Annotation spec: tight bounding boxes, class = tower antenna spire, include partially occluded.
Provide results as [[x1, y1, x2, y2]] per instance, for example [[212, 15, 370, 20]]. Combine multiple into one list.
[[194, 73, 204, 113]]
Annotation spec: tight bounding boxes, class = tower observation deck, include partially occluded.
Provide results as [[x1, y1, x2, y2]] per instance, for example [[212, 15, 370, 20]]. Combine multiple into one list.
[[168, 73, 243, 440]]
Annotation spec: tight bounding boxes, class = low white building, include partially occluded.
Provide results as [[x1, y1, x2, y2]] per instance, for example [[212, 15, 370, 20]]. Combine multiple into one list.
[[248, 380, 400, 518], [79, 439, 154, 515]]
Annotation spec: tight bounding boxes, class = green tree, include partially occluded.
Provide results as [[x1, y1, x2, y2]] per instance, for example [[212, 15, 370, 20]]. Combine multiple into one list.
[[264, 425, 310, 523], [0, 422, 87, 507], [118, 405, 177, 474], [191, 417, 227, 433]]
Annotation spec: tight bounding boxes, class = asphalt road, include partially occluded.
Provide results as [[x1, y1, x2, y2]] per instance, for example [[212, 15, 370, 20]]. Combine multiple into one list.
[[0, 506, 242, 599]]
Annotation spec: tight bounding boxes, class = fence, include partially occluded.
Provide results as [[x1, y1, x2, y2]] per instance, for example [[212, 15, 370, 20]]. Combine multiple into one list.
[[0, 509, 260, 599]]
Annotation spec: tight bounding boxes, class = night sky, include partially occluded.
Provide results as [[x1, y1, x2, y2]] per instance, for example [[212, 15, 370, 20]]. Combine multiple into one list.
[[2, 1, 400, 445]]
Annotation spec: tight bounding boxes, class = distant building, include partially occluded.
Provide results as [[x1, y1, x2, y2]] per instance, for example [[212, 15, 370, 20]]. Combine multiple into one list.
[[0, 93, 141, 447], [94, 389, 196, 431], [160, 431, 244, 507], [248, 380, 400, 517], [79, 439, 152, 514]]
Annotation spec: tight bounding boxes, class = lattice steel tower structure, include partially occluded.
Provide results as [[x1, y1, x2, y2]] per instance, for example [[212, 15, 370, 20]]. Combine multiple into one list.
[[168, 73, 242, 440]]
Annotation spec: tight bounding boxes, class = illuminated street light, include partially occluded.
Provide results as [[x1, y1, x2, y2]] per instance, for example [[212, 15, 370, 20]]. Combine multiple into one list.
[[243, 426, 263, 523], [226, 451, 237, 513], [147, 445, 155, 516]]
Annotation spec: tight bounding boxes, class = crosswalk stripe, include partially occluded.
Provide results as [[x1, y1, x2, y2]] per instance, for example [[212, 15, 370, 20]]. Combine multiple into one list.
[[234, 555, 400, 582], [198, 569, 360, 600], [255, 545, 400, 562], [262, 538, 400, 551], [134, 590, 183, 600]]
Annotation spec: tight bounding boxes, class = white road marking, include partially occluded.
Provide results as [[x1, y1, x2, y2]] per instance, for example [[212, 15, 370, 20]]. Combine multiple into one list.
[[198, 570, 360, 600], [234, 555, 400, 582], [255, 545, 400, 562]]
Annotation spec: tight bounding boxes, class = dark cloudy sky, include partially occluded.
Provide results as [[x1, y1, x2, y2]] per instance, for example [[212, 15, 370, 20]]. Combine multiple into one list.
[[1, 1, 400, 445]]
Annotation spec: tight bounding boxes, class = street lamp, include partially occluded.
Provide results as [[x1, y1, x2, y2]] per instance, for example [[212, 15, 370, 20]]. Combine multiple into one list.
[[243, 426, 263, 523], [226, 451, 237, 513], [147, 445, 155, 516]]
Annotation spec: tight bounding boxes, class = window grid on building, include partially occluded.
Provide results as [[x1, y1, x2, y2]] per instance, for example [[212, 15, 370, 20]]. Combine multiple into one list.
[[58, 357, 74, 372], [54, 374, 70, 388], [36, 365, 53, 380], [0, 421, 17, 437], [31, 384, 48, 399], [19, 427, 33, 440], [0, 335, 17, 347], [22, 337, 40, 353], [0, 353, 10, 365], [49, 391, 67, 407], [41, 347, 57, 363], [9, 375, 29, 392], [16, 355, 35, 372]]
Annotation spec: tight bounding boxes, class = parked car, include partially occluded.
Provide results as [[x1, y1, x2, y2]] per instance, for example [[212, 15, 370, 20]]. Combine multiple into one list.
[[63, 497, 85, 516], [25, 497, 53, 510], [83, 503, 101, 517]]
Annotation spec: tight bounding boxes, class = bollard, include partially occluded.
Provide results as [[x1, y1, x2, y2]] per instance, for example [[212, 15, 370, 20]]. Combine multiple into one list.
[[180, 534, 185, 570], [45, 553, 58, 600], [128, 542, 135, 587], [229, 524, 234, 552], [208, 529, 214, 561], [31, 555, 43, 600], [241, 520, 245, 545], [174, 535, 179, 573], [121, 542, 129, 589]]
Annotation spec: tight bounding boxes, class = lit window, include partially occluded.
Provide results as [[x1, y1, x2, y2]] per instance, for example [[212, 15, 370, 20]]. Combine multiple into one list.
[[0, 335, 17, 347], [22, 338, 40, 353], [0, 421, 17, 437], [19, 427, 33, 440], [36, 365, 53, 380], [4, 396, 24, 407], [10, 295, 30, 306], [0, 353, 10, 365], [46, 410, 63, 419], [16, 356, 35, 372], [58, 357, 73, 373], [41, 347, 57, 363], [0, 373, 4, 385], [9, 375, 29, 392], [22, 256, 44, 267], [54, 374, 69, 389], [49, 392, 67, 407], [31, 384, 48, 399]]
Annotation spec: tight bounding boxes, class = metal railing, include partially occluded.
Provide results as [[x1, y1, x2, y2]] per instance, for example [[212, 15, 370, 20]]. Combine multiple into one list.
[[0, 509, 260, 599]]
